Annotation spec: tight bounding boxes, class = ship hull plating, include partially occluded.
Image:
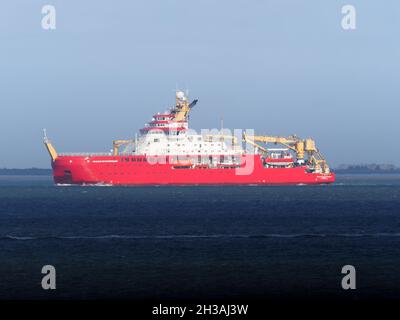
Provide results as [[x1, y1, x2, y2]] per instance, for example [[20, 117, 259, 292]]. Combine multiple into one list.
[[52, 155, 335, 186]]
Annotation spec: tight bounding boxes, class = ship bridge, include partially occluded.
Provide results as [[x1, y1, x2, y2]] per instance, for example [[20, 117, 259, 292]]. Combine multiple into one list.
[[139, 90, 196, 136]]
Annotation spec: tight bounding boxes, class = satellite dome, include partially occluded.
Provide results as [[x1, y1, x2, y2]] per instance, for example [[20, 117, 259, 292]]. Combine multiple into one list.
[[176, 91, 185, 99]]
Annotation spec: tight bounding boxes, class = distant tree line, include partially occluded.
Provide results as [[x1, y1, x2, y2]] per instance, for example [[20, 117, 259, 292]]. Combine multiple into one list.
[[334, 164, 400, 174], [0, 168, 52, 175]]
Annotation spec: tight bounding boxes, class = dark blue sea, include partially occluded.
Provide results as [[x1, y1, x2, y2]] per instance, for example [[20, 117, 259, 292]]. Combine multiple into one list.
[[1, 174, 400, 300]]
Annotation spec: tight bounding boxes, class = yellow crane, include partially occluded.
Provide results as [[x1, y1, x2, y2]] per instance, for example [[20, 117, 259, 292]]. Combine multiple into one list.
[[242, 132, 330, 173], [112, 140, 134, 156], [43, 129, 58, 161], [171, 91, 198, 121]]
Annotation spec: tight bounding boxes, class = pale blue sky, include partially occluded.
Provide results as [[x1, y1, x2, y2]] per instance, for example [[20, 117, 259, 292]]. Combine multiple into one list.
[[1, 0, 399, 168]]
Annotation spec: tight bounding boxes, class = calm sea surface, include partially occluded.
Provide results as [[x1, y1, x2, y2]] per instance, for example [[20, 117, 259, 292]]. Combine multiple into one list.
[[0, 174, 400, 300]]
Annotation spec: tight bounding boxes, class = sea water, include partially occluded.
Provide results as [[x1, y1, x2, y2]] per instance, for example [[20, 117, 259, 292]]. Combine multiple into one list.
[[0, 174, 399, 300]]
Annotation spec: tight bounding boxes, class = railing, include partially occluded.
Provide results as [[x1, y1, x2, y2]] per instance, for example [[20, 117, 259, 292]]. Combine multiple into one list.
[[58, 152, 112, 156]]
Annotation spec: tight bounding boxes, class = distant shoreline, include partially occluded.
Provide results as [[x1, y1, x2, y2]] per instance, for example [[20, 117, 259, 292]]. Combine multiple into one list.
[[333, 164, 400, 174], [0, 168, 52, 176], [1, 167, 400, 176], [333, 170, 400, 174]]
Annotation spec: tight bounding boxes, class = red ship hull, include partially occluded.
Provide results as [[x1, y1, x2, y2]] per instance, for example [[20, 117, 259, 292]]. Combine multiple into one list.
[[52, 155, 335, 185]]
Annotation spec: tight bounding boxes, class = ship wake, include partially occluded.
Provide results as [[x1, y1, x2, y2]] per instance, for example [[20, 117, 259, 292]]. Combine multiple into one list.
[[3, 233, 400, 241]]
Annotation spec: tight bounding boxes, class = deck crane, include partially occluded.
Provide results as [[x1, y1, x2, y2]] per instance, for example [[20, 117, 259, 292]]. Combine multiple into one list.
[[242, 132, 330, 174], [43, 129, 58, 161], [112, 140, 134, 156], [171, 91, 198, 121]]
